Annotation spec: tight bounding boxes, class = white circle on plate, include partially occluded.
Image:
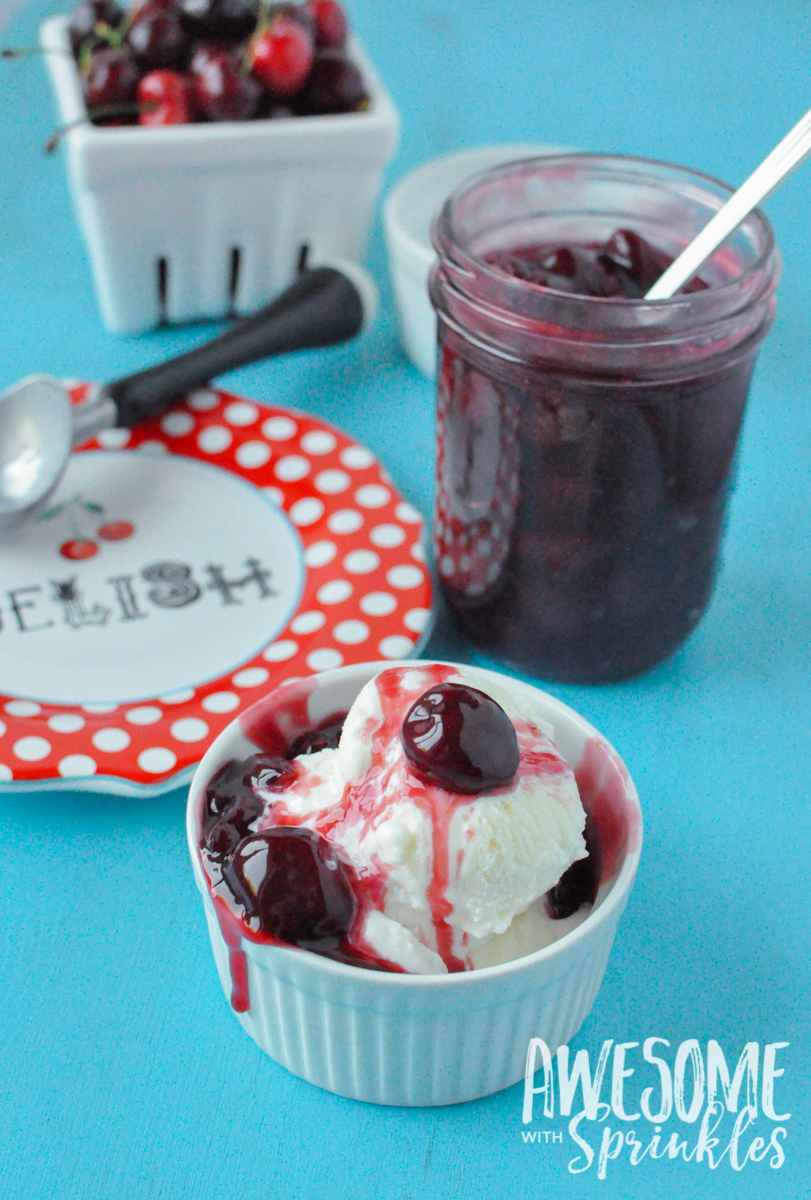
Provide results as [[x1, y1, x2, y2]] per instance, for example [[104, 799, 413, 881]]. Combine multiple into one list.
[[290, 498, 324, 526], [138, 440, 168, 454], [263, 486, 285, 506], [360, 592, 397, 616], [306, 648, 343, 671], [263, 639, 298, 662], [126, 706, 163, 725], [5, 700, 41, 717], [138, 747, 177, 774], [82, 702, 118, 714], [0, 764, 11, 781], [224, 402, 258, 426], [0, 720, 5, 738], [370, 524, 405, 548], [301, 430, 336, 455], [340, 445, 374, 469], [97, 428, 130, 449], [92, 728, 130, 753], [275, 455, 310, 482], [404, 608, 430, 632], [0, 452, 304, 705], [317, 580, 352, 605], [379, 635, 415, 659], [13, 736, 51, 761], [328, 509, 363, 534], [262, 416, 297, 441], [58, 754, 97, 777], [162, 412, 194, 437], [411, 542, 426, 562], [170, 718, 209, 743], [356, 484, 390, 509], [395, 502, 422, 524], [197, 426, 232, 454], [48, 714, 85, 734], [305, 541, 337, 567], [291, 611, 325, 634], [232, 667, 270, 687], [344, 550, 379, 574], [315, 470, 350, 495], [158, 689, 194, 704], [387, 564, 424, 589], [236, 441, 271, 469], [333, 620, 369, 645], [188, 389, 219, 411], [202, 692, 240, 714]]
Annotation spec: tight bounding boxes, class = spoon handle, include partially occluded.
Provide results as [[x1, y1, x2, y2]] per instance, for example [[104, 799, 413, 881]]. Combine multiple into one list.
[[100, 264, 374, 428], [646, 103, 811, 300]]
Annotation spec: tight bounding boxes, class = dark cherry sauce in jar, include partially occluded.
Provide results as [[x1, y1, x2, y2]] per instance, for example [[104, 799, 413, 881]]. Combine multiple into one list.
[[430, 155, 780, 682]]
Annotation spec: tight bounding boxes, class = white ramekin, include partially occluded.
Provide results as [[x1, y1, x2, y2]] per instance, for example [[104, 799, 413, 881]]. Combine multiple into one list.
[[41, 16, 399, 336], [382, 144, 568, 378], [186, 660, 642, 1107]]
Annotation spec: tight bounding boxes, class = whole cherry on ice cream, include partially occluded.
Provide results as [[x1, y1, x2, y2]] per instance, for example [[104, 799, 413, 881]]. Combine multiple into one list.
[[222, 827, 356, 949], [401, 682, 520, 794], [60, 538, 99, 560], [250, 14, 314, 97], [97, 519, 135, 540], [289, 711, 347, 756]]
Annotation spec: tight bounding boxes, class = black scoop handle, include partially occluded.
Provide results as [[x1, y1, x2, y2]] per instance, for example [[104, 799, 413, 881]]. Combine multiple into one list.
[[104, 267, 366, 429]]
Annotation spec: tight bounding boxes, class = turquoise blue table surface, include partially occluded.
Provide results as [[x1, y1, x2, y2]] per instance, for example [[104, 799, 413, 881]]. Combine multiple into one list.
[[1, 1, 809, 1196]]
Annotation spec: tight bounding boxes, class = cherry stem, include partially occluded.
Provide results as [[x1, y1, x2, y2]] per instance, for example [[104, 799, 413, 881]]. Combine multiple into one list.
[[2, 45, 73, 58], [44, 101, 158, 153]]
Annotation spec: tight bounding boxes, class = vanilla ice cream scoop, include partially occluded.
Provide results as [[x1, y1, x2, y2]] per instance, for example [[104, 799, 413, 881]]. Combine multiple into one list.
[[198, 663, 595, 974]]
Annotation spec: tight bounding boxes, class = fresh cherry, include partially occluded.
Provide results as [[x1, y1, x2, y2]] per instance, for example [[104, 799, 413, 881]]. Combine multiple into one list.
[[293, 48, 367, 114], [222, 827, 356, 949], [191, 42, 263, 120], [250, 15, 313, 97], [96, 519, 135, 540], [60, 538, 99, 560], [81, 46, 140, 111], [178, 0, 258, 43], [69, 0, 124, 53], [305, 0, 347, 48], [401, 683, 520, 794], [137, 70, 194, 124], [544, 816, 600, 919], [289, 711, 347, 756], [129, 2, 190, 70]]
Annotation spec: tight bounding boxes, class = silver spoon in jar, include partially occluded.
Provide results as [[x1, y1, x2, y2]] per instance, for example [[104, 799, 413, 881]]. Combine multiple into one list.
[[646, 102, 811, 299], [0, 262, 376, 534]]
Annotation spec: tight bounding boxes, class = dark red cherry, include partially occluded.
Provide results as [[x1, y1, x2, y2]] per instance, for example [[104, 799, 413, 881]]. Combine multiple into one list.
[[179, 0, 257, 42], [191, 43, 263, 120], [289, 711, 347, 756], [222, 827, 355, 949], [202, 753, 291, 833], [138, 69, 194, 123], [250, 14, 313, 97], [69, 0, 124, 53], [292, 49, 367, 114], [82, 46, 140, 111], [401, 683, 520, 794], [129, 4, 190, 69], [247, 754, 296, 797], [305, 0, 347, 48], [544, 816, 600, 919]]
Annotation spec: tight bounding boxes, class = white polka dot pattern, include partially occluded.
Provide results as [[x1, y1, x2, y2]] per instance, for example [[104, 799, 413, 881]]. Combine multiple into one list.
[[224, 401, 258, 426], [315, 469, 351, 494], [198, 426, 232, 454], [236, 441, 271, 468], [305, 541, 337, 567], [14, 737, 51, 762], [162, 412, 194, 437], [202, 693, 241, 714], [58, 754, 97, 778], [232, 668, 270, 687], [262, 640, 298, 662], [170, 718, 209, 743], [275, 455, 310, 482], [328, 509, 363, 534], [306, 648, 343, 671], [290, 497, 324, 526], [317, 580, 353, 605]]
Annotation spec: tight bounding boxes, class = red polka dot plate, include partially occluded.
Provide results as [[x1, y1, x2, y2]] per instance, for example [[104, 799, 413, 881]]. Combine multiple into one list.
[[0, 384, 433, 795]]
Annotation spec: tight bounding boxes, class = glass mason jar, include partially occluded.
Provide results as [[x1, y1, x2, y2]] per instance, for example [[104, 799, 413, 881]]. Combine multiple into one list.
[[429, 154, 780, 683]]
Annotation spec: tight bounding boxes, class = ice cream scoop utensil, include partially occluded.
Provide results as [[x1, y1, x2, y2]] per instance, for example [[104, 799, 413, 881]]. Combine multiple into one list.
[[0, 263, 376, 534], [646, 103, 811, 299]]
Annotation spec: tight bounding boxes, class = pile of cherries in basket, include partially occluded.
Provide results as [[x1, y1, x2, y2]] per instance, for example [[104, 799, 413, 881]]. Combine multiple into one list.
[[68, 0, 368, 125]]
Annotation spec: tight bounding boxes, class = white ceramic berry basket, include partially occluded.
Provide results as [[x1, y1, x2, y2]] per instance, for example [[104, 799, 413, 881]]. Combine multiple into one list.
[[40, 16, 399, 336], [186, 659, 643, 1107]]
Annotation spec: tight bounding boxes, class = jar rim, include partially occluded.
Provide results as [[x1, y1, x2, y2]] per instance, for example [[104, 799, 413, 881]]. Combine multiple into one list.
[[433, 151, 778, 319]]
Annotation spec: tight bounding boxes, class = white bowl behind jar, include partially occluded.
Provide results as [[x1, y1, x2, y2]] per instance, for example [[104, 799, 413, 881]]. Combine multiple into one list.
[[186, 660, 642, 1106]]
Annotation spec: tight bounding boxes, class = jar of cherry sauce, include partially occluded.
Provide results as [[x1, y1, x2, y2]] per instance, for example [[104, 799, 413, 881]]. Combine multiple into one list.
[[429, 154, 780, 682]]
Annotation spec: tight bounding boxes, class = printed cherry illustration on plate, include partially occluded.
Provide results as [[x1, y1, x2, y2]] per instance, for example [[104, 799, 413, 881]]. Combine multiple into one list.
[[37, 492, 135, 557]]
